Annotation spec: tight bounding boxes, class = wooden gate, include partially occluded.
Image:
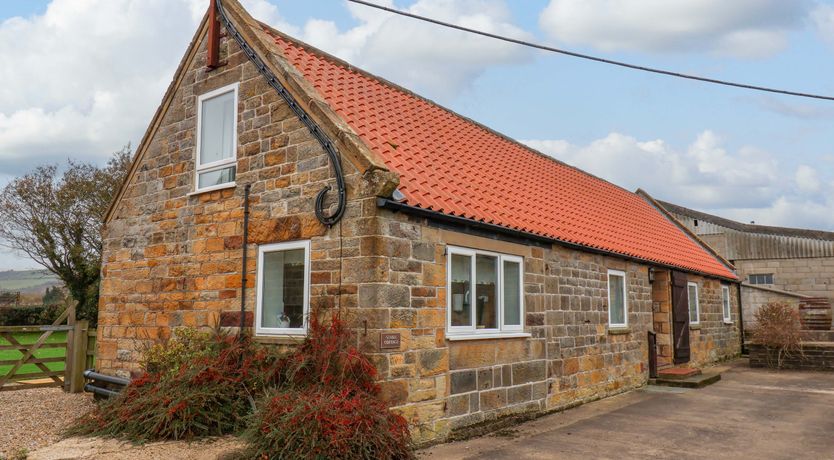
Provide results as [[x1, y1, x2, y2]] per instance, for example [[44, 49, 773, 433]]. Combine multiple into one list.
[[0, 305, 92, 392]]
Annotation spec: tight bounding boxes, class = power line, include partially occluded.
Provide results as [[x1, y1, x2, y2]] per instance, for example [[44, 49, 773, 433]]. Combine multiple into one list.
[[347, 0, 834, 102]]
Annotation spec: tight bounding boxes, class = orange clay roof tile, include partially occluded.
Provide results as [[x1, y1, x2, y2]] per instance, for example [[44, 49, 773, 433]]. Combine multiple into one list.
[[264, 28, 736, 280]]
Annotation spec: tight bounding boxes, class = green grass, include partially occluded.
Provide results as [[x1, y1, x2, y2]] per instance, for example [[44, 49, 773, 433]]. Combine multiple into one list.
[[0, 331, 67, 379]]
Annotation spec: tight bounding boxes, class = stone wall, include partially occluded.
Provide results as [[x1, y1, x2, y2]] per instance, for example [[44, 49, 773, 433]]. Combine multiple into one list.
[[741, 284, 804, 330], [735, 258, 834, 300], [686, 277, 740, 367], [97, 25, 386, 376], [749, 343, 834, 371]]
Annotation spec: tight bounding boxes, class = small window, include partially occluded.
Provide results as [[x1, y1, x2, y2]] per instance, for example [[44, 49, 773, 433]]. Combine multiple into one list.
[[722, 285, 732, 323], [256, 240, 310, 336], [687, 282, 700, 325], [748, 273, 774, 285], [447, 246, 523, 337], [607, 270, 628, 328], [195, 83, 238, 192]]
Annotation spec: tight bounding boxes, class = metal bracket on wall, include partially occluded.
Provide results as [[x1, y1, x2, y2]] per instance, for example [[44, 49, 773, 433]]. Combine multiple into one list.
[[215, 1, 346, 227]]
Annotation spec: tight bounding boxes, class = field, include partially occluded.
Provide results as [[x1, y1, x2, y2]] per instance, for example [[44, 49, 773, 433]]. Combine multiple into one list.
[[0, 331, 67, 379], [0, 269, 62, 294]]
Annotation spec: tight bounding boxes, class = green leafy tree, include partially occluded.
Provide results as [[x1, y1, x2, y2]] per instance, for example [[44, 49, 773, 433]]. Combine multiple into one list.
[[42, 285, 65, 306], [0, 146, 132, 325]]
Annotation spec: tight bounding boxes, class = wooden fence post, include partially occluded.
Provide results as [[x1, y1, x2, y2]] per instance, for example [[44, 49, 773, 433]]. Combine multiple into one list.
[[63, 302, 77, 392], [66, 319, 88, 393]]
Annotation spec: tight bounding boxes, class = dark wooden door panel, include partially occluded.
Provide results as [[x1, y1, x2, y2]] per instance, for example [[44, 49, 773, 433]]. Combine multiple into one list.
[[671, 271, 690, 364]]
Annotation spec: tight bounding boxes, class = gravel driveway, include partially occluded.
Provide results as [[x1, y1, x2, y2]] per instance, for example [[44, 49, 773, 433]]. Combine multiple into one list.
[[0, 387, 95, 458]]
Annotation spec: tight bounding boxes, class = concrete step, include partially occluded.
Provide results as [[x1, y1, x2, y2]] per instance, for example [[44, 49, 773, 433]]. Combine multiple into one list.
[[657, 367, 701, 380], [650, 371, 721, 389]]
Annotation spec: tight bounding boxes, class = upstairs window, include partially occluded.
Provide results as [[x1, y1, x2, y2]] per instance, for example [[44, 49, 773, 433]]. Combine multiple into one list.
[[748, 273, 774, 285], [607, 270, 628, 328], [722, 285, 732, 322], [687, 282, 700, 325], [447, 246, 524, 337], [196, 83, 238, 192]]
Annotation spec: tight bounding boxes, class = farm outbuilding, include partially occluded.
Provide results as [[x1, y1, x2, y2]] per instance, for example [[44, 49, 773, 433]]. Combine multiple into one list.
[[96, 0, 742, 443]]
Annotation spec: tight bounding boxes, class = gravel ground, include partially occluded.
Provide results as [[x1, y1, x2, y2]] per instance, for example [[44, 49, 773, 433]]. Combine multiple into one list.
[[27, 437, 246, 460], [0, 387, 95, 458]]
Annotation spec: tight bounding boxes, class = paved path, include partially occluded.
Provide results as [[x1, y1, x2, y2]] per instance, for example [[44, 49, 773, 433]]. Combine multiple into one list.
[[421, 360, 834, 459]]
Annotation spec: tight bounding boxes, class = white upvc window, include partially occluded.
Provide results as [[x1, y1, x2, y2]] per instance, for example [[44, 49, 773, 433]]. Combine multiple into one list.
[[607, 269, 628, 328], [722, 285, 732, 323], [687, 282, 700, 325], [195, 83, 238, 192], [255, 240, 310, 336], [446, 246, 525, 339]]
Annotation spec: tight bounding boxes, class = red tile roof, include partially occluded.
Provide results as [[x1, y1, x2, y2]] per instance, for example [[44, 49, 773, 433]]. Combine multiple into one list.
[[264, 28, 736, 280]]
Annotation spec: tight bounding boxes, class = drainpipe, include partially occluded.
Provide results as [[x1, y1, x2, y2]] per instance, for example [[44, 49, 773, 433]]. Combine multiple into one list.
[[239, 184, 251, 338], [736, 281, 746, 355]]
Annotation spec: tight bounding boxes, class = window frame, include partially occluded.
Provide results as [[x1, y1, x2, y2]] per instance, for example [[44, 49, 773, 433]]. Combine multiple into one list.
[[607, 269, 628, 328], [687, 281, 700, 325], [445, 245, 525, 339], [255, 240, 311, 337], [722, 285, 732, 323], [748, 273, 774, 285], [194, 82, 239, 193]]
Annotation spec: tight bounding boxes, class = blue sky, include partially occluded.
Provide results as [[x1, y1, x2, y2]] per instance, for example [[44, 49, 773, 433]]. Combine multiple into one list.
[[1, 0, 833, 270]]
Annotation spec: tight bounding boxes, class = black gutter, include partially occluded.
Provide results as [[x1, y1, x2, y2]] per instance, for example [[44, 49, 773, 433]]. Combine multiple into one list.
[[377, 198, 740, 283], [240, 184, 251, 337]]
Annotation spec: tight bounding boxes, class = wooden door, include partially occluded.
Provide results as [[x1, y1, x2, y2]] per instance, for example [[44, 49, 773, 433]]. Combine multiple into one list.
[[671, 271, 690, 364]]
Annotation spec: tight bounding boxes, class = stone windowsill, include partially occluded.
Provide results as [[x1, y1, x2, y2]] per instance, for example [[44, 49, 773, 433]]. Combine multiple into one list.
[[253, 334, 306, 345], [689, 324, 702, 330], [446, 332, 532, 341], [186, 182, 237, 197], [723, 320, 734, 325], [608, 327, 631, 335]]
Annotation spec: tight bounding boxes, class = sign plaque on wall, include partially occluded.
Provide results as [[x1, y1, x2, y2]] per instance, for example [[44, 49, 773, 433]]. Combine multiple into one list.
[[379, 333, 401, 350]]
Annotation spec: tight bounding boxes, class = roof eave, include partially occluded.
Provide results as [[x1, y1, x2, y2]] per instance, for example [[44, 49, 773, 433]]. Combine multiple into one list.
[[378, 198, 740, 283]]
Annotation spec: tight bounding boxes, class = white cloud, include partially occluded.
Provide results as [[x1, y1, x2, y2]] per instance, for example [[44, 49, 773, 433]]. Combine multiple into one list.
[[813, 3, 834, 48], [524, 130, 834, 230], [538, 0, 809, 57], [299, 0, 532, 98], [0, 0, 287, 178]]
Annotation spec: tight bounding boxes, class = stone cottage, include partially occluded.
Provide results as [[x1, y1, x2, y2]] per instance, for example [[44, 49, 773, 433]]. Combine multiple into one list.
[[97, 0, 741, 443]]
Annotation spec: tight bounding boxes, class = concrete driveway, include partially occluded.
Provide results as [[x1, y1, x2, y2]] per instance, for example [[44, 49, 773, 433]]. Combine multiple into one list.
[[421, 360, 834, 459]]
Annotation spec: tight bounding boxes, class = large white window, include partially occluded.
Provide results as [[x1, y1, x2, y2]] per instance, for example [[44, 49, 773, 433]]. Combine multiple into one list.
[[256, 240, 310, 336], [687, 282, 700, 325], [447, 246, 524, 338], [195, 83, 238, 192], [722, 285, 732, 323], [607, 270, 628, 328]]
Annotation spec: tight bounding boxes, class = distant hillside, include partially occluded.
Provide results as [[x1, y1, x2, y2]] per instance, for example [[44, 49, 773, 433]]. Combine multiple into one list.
[[0, 269, 63, 294]]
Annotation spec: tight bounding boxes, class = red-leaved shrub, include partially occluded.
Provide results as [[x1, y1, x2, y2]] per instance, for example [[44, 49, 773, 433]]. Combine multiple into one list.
[[68, 332, 281, 441], [245, 314, 414, 459], [276, 313, 380, 395], [245, 388, 413, 460]]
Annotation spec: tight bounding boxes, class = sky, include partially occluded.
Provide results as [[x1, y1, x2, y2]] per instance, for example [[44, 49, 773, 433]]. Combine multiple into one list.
[[0, 0, 833, 270]]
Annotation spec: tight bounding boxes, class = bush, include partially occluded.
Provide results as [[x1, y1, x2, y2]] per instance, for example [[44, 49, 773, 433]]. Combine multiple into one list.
[[69, 314, 414, 458], [277, 314, 380, 395], [245, 388, 413, 460], [244, 314, 413, 460], [752, 302, 803, 368], [0, 304, 62, 326], [68, 331, 282, 441]]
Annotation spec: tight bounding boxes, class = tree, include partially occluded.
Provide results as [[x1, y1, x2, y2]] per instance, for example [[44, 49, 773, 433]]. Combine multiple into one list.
[[0, 146, 132, 325], [42, 285, 65, 306]]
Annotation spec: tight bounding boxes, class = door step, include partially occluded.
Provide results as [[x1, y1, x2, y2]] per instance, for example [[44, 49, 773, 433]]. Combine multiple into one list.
[[650, 370, 721, 389], [658, 367, 701, 380]]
